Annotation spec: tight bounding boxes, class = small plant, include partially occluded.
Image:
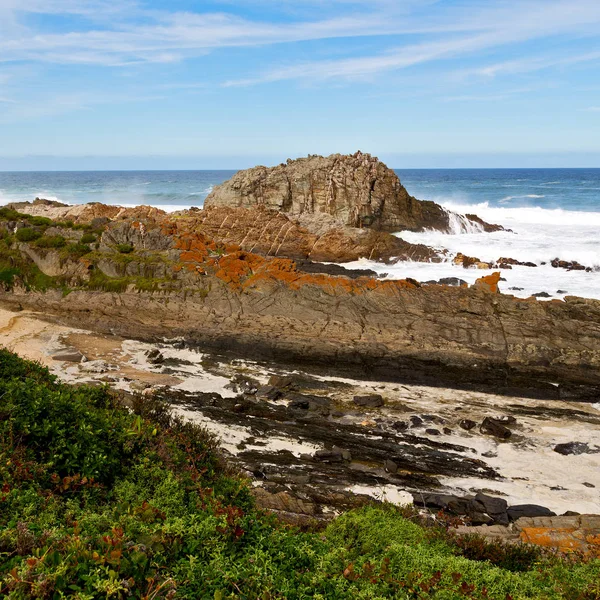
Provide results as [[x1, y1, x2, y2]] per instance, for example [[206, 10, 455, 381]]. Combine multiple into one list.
[[116, 243, 134, 254], [63, 242, 91, 258], [34, 235, 67, 249], [80, 233, 97, 244], [15, 227, 41, 242], [28, 216, 53, 227]]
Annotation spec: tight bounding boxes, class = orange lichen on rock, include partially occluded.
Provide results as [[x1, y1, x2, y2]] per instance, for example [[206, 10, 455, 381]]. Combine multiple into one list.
[[520, 525, 600, 557], [472, 271, 501, 293]]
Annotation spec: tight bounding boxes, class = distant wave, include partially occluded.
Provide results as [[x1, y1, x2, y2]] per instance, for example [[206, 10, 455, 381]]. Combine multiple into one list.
[[500, 194, 545, 202]]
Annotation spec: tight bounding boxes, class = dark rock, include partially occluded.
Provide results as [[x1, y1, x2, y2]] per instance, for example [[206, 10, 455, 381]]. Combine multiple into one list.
[[426, 428, 441, 436], [384, 459, 398, 474], [459, 419, 477, 431], [392, 420, 409, 431], [532, 292, 551, 298], [435, 277, 468, 287], [509, 287, 524, 291], [562, 511, 581, 516], [287, 392, 331, 415], [553, 441, 597, 455], [557, 289, 568, 294], [353, 394, 384, 408], [507, 505, 556, 521], [474, 493, 509, 525], [145, 349, 164, 364], [256, 385, 283, 401], [583, 482, 596, 488], [551, 258, 588, 271], [414, 494, 493, 525], [172, 340, 186, 349], [268, 375, 295, 390], [480, 417, 512, 439], [295, 260, 377, 280], [443, 427, 453, 435], [410, 416, 424, 427], [314, 447, 351, 463]]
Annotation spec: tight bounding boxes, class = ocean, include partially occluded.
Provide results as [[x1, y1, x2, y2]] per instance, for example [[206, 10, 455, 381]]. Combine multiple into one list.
[[1, 168, 599, 300]]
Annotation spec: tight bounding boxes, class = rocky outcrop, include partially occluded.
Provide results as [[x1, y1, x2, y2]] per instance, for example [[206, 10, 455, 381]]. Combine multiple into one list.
[[205, 152, 501, 234], [179, 206, 437, 263], [460, 515, 600, 557], [3, 205, 600, 399]]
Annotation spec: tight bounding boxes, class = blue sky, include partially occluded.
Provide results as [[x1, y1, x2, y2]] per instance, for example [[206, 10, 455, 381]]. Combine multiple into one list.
[[1, 0, 599, 169]]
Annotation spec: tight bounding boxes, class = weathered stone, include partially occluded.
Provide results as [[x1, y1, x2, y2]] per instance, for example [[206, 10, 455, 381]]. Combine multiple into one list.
[[51, 348, 85, 363], [508, 505, 557, 521], [480, 417, 512, 439], [353, 394, 384, 408], [554, 441, 598, 455], [205, 152, 501, 233], [145, 349, 164, 364], [459, 419, 477, 431]]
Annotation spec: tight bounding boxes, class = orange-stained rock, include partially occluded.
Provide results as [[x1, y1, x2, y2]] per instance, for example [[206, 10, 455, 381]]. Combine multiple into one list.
[[472, 272, 501, 293]]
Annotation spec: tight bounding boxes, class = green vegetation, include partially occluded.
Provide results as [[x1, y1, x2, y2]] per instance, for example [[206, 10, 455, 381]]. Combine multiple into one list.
[[1, 349, 599, 599], [34, 235, 67, 249], [63, 242, 92, 259], [87, 270, 130, 293], [80, 233, 97, 244], [15, 228, 42, 243], [116, 243, 134, 254]]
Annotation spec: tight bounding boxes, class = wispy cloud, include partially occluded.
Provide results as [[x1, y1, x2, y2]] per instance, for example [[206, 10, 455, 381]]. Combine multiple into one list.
[[221, 0, 600, 86]]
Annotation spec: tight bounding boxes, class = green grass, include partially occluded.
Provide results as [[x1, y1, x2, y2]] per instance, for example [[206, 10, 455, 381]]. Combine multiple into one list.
[[0, 349, 599, 599]]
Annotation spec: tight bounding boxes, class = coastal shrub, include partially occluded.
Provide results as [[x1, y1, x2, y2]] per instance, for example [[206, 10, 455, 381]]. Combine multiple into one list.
[[0, 267, 20, 287], [0, 207, 23, 221], [80, 232, 97, 244], [1, 349, 599, 599], [28, 216, 53, 227], [15, 227, 41, 242], [34, 234, 66, 248], [116, 242, 134, 254], [63, 242, 91, 258]]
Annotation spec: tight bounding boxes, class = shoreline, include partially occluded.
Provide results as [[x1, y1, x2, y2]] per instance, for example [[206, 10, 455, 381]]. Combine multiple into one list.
[[1, 305, 599, 519]]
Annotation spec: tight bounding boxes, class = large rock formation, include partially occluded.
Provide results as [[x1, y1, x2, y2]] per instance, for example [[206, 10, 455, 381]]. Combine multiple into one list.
[[2, 203, 600, 400], [205, 152, 501, 233]]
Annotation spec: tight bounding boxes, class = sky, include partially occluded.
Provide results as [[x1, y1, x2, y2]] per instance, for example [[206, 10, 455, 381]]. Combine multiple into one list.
[[0, 0, 599, 170]]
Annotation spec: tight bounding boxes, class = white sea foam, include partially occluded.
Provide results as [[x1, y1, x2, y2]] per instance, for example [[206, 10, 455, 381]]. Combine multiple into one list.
[[341, 196, 600, 300]]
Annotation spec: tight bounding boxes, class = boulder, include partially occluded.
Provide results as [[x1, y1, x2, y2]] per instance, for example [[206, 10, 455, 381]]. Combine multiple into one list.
[[507, 505, 556, 521], [553, 441, 598, 455], [473, 493, 509, 525], [480, 417, 512, 439], [51, 348, 85, 363], [145, 349, 164, 365], [459, 419, 477, 431], [353, 394, 385, 408], [472, 272, 501, 293]]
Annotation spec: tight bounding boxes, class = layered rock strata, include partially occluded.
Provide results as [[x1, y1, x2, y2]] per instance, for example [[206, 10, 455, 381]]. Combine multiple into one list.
[[1, 203, 600, 399], [205, 152, 502, 233]]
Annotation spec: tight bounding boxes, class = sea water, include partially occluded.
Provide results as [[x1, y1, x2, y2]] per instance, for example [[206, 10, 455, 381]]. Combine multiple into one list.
[[1, 168, 599, 299]]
